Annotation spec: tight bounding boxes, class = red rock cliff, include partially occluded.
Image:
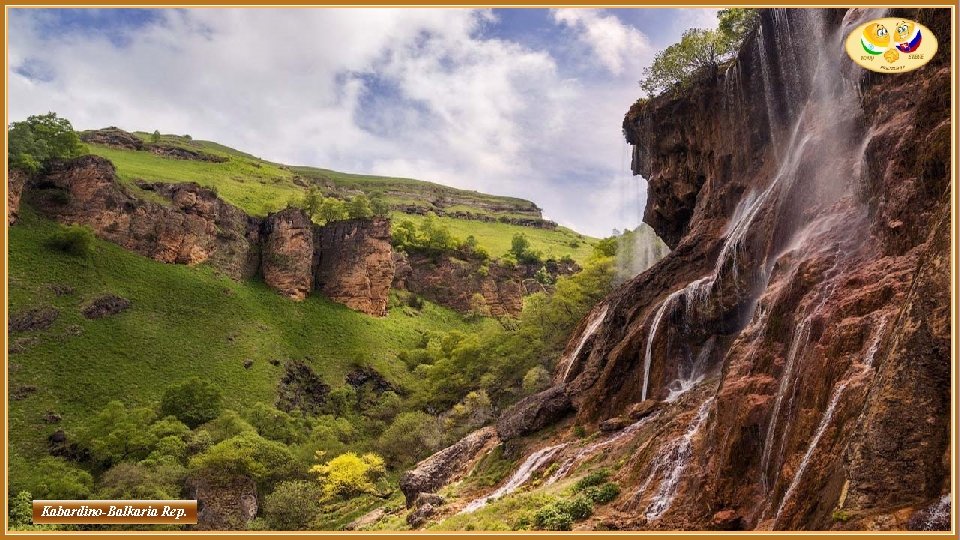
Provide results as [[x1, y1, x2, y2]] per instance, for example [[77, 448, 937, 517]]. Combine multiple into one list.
[[488, 7, 950, 531]]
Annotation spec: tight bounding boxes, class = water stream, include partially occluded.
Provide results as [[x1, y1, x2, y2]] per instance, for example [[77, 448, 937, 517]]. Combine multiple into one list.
[[460, 443, 568, 514], [558, 305, 609, 383]]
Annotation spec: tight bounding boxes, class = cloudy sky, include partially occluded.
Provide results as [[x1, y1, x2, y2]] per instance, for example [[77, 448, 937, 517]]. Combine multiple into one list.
[[8, 8, 718, 237]]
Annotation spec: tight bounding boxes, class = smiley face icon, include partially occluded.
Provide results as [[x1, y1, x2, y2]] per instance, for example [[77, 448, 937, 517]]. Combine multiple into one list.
[[861, 22, 890, 55], [894, 20, 922, 52]]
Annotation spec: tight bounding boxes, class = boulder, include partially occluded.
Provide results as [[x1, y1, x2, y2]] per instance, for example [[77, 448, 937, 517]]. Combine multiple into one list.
[[598, 416, 630, 433], [406, 503, 435, 528], [187, 475, 258, 530], [399, 426, 497, 507], [626, 400, 660, 421], [495, 386, 573, 441]]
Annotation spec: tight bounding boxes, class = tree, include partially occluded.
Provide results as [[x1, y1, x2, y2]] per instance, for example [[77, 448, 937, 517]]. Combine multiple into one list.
[[151, 130, 161, 143], [96, 462, 186, 500], [347, 194, 374, 220], [392, 219, 420, 251], [189, 432, 297, 490], [370, 194, 391, 218], [74, 400, 158, 465], [263, 481, 323, 530], [376, 411, 442, 466], [522, 366, 551, 395], [26, 458, 93, 500], [639, 9, 758, 96], [510, 233, 531, 259], [160, 377, 224, 428], [302, 186, 324, 220], [316, 197, 349, 224], [245, 403, 300, 444], [310, 452, 385, 500], [468, 292, 492, 320], [8, 112, 87, 174]]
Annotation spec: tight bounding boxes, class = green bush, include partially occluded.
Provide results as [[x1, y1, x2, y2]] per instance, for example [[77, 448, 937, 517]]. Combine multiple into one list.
[[309, 451, 385, 500], [245, 403, 300, 445], [26, 458, 94, 500], [74, 400, 158, 466], [189, 432, 297, 491], [377, 411, 441, 466], [48, 225, 94, 257], [584, 482, 620, 504], [96, 462, 186, 499], [347, 194, 374, 220], [263, 480, 323, 530], [160, 377, 224, 428], [533, 504, 573, 531], [574, 469, 611, 492], [8, 112, 87, 174], [558, 495, 594, 520]]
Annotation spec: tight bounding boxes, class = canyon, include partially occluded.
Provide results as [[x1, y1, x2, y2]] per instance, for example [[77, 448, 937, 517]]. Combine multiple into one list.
[[404, 7, 952, 531]]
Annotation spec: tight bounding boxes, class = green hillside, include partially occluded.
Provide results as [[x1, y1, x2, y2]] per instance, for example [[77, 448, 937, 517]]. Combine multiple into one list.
[[87, 131, 598, 263], [7, 207, 494, 501]]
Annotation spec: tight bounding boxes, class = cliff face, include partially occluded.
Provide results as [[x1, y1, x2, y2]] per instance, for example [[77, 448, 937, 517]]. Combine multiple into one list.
[[8, 168, 26, 225], [20, 155, 394, 316], [393, 253, 579, 317], [315, 218, 395, 317], [431, 8, 950, 531]]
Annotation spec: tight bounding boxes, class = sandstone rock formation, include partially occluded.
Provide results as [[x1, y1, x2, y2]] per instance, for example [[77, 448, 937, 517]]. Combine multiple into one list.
[[399, 426, 498, 507], [21, 155, 394, 315], [316, 218, 394, 316]]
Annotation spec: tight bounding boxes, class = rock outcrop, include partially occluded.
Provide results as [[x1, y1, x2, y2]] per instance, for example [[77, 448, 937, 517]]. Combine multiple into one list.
[[393, 253, 578, 317], [316, 218, 394, 316], [187, 476, 258, 530], [495, 385, 572, 441], [399, 426, 498, 507], [8, 168, 26, 225], [80, 127, 144, 150], [21, 155, 394, 315]]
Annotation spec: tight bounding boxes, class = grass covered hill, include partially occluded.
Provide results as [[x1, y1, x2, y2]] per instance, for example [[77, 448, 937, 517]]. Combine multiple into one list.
[[85, 129, 598, 263]]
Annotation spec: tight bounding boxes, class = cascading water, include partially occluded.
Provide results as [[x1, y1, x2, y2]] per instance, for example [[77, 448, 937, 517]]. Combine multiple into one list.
[[918, 494, 951, 531], [460, 443, 568, 514], [558, 305, 609, 383], [665, 336, 715, 403], [546, 413, 659, 485], [772, 316, 889, 523], [637, 397, 715, 521]]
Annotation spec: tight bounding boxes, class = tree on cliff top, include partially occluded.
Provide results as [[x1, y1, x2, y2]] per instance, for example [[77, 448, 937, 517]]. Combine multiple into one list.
[[639, 9, 759, 96], [8, 112, 87, 174]]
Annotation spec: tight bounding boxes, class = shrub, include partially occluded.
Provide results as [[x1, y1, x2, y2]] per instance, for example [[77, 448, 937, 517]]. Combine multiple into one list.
[[189, 432, 297, 491], [584, 482, 620, 504], [96, 462, 186, 499], [8, 112, 87, 174], [533, 504, 573, 531], [521, 366, 551, 395], [263, 480, 323, 530], [245, 403, 300, 445], [27, 458, 94, 500], [347, 194, 374, 220], [377, 411, 441, 466], [74, 400, 158, 466], [558, 495, 594, 520], [49, 225, 94, 257], [310, 452, 385, 500], [160, 377, 224, 428], [151, 130, 161, 143], [574, 469, 611, 492]]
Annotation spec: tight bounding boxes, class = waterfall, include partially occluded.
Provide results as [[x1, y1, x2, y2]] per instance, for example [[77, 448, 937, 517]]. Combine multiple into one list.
[[460, 443, 568, 514], [641, 397, 715, 521], [546, 414, 658, 485], [558, 305, 609, 383], [919, 494, 951, 531], [665, 337, 715, 403], [772, 316, 889, 523], [641, 289, 685, 401]]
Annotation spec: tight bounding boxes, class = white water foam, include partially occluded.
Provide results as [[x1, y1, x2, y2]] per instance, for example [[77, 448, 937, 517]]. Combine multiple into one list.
[[460, 442, 568, 514]]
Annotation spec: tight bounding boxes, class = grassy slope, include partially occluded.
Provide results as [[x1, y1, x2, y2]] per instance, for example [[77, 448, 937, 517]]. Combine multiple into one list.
[[7, 207, 494, 493], [87, 134, 598, 263]]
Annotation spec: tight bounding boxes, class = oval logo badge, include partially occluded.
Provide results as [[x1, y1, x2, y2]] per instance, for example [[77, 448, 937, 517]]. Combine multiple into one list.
[[845, 18, 938, 73]]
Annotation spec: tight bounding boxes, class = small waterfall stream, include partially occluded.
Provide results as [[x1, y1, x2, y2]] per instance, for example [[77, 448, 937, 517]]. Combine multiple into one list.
[[547, 413, 659, 485], [558, 305, 609, 383], [460, 443, 568, 514], [639, 397, 715, 521], [772, 316, 889, 522]]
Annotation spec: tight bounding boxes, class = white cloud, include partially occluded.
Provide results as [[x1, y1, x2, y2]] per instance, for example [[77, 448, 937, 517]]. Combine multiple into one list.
[[551, 8, 653, 76], [8, 8, 672, 237]]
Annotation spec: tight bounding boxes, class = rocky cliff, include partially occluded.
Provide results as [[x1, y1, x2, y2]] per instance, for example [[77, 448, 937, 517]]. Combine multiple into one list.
[[18, 155, 394, 316], [413, 8, 952, 531], [393, 253, 578, 317]]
